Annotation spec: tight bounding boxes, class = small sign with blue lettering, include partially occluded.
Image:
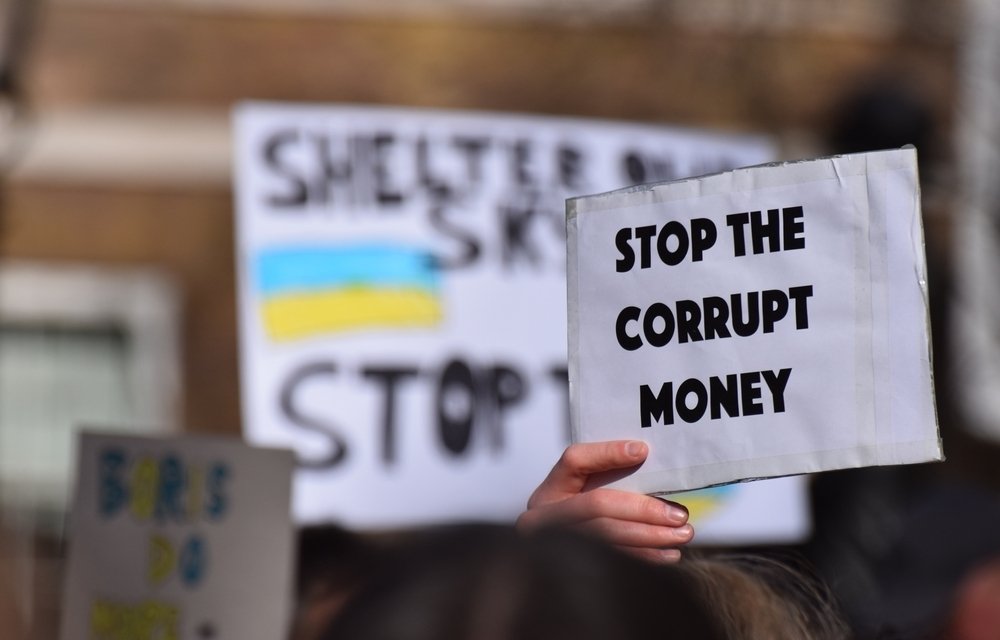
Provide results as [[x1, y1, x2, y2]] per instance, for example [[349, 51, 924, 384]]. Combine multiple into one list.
[[60, 431, 295, 640]]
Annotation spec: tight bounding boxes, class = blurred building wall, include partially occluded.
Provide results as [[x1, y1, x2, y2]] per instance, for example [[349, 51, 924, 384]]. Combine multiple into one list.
[[1, 0, 959, 438]]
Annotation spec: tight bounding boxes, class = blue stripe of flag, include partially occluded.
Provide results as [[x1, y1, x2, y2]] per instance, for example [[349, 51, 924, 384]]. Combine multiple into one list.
[[256, 244, 439, 296]]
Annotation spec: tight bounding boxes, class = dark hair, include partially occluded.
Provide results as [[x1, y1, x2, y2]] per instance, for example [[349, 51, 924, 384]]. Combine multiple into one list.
[[292, 523, 384, 640], [296, 523, 379, 599], [320, 524, 724, 640], [826, 72, 935, 172]]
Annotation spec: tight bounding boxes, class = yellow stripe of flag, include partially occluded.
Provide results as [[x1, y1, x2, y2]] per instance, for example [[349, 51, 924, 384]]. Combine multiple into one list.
[[262, 288, 442, 341], [676, 496, 726, 523]]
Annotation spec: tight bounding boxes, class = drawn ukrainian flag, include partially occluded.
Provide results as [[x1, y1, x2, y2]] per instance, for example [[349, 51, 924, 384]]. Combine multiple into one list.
[[672, 485, 736, 522], [256, 244, 442, 341]]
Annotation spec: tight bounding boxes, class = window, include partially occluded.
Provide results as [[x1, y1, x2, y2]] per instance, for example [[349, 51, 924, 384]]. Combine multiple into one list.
[[0, 262, 180, 521]]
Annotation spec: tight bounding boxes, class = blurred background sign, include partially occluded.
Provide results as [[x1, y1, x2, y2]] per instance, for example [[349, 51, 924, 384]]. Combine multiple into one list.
[[679, 476, 810, 546], [60, 432, 295, 640], [232, 101, 815, 538]]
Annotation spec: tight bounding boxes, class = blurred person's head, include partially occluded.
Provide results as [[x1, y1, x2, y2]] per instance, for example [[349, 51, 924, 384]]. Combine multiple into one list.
[[681, 553, 851, 640], [826, 71, 936, 174], [942, 555, 1000, 640], [319, 523, 724, 640], [291, 523, 382, 640]]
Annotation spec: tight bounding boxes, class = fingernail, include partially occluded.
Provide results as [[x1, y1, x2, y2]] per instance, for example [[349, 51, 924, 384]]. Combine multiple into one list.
[[661, 549, 682, 563], [675, 524, 694, 540], [625, 441, 645, 458], [666, 504, 688, 523]]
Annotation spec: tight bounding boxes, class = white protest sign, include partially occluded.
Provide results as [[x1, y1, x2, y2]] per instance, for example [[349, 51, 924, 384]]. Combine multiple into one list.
[[233, 102, 784, 530], [568, 148, 942, 495], [60, 432, 295, 640]]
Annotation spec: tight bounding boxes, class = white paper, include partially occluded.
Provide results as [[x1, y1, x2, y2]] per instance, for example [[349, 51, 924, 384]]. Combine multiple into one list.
[[567, 148, 942, 495], [60, 431, 295, 640]]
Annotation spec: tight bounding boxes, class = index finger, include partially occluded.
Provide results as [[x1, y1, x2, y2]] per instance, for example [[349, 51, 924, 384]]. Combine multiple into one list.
[[529, 440, 648, 507]]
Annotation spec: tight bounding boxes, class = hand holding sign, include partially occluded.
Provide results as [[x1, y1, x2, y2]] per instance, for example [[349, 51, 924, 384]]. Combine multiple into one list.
[[516, 440, 693, 563]]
